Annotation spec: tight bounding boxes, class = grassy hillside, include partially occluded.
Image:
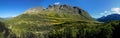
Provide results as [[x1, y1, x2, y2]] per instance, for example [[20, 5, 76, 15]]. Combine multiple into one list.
[[4, 18, 120, 38], [5, 13, 98, 38], [48, 21, 120, 38], [4, 5, 99, 38], [0, 5, 120, 38]]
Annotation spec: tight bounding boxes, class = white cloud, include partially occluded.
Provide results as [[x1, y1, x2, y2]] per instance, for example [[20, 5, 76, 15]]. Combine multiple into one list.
[[111, 8, 120, 14], [100, 8, 120, 16], [54, 2, 60, 5]]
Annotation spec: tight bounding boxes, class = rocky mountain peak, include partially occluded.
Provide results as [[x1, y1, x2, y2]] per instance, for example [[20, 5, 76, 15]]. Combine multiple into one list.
[[24, 6, 45, 14], [22, 4, 94, 21]]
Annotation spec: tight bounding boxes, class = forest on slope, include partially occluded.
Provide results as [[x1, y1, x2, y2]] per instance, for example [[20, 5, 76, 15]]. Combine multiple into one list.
[[0, 5, 120, 38]]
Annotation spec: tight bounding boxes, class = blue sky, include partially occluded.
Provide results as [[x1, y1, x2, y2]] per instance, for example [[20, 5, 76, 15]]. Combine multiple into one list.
[[0, 0, 120, 18]]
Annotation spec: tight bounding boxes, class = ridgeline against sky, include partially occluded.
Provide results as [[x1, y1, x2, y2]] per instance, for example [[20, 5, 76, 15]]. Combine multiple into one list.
[[0, 0, 120, 18]]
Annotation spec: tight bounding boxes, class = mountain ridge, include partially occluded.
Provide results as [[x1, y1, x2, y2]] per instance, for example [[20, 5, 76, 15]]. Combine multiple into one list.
[[98, 14, 120, 22], [24, 4, 95, 21], [5, 4, 101, 38]]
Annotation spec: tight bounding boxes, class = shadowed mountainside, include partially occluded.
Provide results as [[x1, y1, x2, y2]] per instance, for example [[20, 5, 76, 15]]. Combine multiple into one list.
[[98, 14, 120, 22]]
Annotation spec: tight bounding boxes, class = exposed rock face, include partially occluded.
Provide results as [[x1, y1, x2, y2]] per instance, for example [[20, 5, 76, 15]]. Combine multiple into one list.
[[6, 4, 98, 38], [24, 7, 45, 14], [24, 4, 94, 20]]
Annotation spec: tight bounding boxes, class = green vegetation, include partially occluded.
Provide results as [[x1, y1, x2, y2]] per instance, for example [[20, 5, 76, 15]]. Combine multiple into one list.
[[48, 21, 111, 38], [1, 19, 120, 38], [0, 5, 120, 38], [0, 21, 10, 38], [105, 21, 120, 38]]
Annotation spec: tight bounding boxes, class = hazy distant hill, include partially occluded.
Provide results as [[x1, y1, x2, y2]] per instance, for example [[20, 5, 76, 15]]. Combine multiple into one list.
[[0, 18, 4, 22], [98, 14, 120, 22], [0, 18, 3, 20]]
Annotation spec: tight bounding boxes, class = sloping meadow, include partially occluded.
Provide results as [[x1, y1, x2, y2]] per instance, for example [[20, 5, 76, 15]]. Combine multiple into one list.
[[0, 5, 120, 38]]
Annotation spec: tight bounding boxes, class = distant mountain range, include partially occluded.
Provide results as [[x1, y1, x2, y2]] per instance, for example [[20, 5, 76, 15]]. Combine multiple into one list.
[[0, 18, 4, 21], [0, 17, 13, 22], [97, 14, 120, 22]]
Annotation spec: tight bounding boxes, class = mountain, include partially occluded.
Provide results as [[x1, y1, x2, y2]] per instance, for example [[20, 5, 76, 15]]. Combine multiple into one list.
[[98, 14, 120, 22], [0, 18, 4, 21], [1, 4, 120, 38], [5, 4, 101, 38], [24, 4, 94, 21], [0, 17, 13, 22], [0, 18, 3, 20]]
